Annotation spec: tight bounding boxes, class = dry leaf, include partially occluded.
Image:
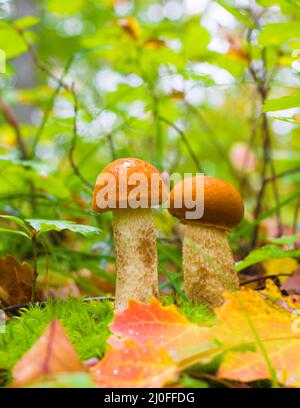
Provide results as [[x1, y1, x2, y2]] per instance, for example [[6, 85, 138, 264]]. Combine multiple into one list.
[[282, 270, 300, 294], [0, 255, 33, 306], [12, 320, 83, 387], [109, 299, 215, 362], [91, 340, 177, 388]]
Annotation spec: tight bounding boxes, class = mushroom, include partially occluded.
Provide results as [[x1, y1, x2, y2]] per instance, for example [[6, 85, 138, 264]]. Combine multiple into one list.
[[168, 175, 244, 308], [92, 158, 167, 310]]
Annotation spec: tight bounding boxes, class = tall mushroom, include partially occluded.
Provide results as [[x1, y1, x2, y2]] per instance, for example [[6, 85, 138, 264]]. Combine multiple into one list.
[[168, 176, 244, 308], [92, 158, 167, 310]]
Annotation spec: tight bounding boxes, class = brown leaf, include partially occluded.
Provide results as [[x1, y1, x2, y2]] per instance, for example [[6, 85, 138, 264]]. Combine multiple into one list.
[[12, 320, 83, 387], [0, 255, 33, 306]]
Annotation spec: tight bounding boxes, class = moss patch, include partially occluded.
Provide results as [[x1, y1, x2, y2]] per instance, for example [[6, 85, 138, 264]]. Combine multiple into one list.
[[0, 298, 113, 373]]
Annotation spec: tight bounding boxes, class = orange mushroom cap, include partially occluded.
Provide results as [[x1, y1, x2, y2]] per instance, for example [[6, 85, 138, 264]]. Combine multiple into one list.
[[92, 158, 167, 213], [168, 176, 244, 230]]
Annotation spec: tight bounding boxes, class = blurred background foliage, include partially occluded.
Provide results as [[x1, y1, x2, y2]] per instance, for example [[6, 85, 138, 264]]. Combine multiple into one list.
[[0, 0, 299, 301]]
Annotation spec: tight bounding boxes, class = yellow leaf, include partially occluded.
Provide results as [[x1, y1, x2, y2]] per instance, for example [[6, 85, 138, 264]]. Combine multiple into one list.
[[263, 257, 298, 283], [214, 288, 300, 386]]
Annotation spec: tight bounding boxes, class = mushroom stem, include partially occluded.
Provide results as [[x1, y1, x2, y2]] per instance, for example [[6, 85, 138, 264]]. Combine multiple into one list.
[[183, 223, 239, 308], [112, 208, 159, 310]]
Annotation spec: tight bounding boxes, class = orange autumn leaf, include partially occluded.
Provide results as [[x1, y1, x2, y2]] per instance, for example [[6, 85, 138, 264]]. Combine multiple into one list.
[[109, 299, 215, 362], [214, 288, 300, 386], [91, 340, 177, 388], [12, 320, 83, 387]]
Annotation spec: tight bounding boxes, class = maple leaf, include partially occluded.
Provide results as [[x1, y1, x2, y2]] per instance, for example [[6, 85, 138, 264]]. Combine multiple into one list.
[[109, 299, 216, 362], [91, 340, 177, 388], [213, 287, 300, 386], [12, 320, 84, 387], [0, 255, 33, 306]]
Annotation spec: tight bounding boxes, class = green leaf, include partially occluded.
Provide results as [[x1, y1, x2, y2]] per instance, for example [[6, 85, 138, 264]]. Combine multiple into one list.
[[267, 235, 300, 246], [256, 0, 280, 6], [236, 245, 300, 272], [0, 214, 28, 230], [259, 22, 300, 46], [13, 16, 40, 30], [183, 21, 210, 59], [0, 22, 27, 58], [25, 219, 101, 237], [0, 227, 30, 239], [263, 95, 300, 112], [46, 0, 85, 15]]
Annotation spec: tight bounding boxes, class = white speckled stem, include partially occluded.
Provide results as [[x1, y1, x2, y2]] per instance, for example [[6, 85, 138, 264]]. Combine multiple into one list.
[[183, 223, 239, 308], [112, 208, 159, 311]]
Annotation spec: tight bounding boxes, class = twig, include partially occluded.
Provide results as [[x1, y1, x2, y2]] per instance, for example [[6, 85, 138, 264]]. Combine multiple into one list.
[[186, 103, 238, 180], [265, 166, 300, 184], [31, 60, 72, 156], [292, 199, 300, 237], [159, 115, 204, 173], [69, 84, 93, 190], [18, 29, 71, 93], [247, 24, 281, 246], [31, 238, 38, 303], [240, 274, 290, 286], [107, 132, 116, 160], [0, 100, 28, 160]]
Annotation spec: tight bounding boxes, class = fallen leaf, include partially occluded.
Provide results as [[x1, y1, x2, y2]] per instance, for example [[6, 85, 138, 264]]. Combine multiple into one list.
[[109, 299, 215, 362], [91, 340, 177, 388], [12, 320, 83, 387], [262, 280, 300, 311], [0, 255, 33, 306], [214, 288, 300, 386]]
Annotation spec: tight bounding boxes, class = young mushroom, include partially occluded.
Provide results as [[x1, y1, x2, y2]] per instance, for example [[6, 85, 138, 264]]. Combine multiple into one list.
[[92, 158, 167, 310], [168, 176, 244, 308]]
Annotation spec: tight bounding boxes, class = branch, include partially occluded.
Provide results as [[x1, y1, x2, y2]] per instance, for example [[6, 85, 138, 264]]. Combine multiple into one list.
[[69, 84, 93, 190], [186, 102, 239, 180], [159, 115, 204, 173], [0, 100, 28, 159]]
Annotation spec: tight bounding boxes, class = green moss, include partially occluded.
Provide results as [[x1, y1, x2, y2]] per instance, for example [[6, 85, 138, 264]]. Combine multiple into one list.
[[0, 298, 113, 372], [163, 294, 216, 323]]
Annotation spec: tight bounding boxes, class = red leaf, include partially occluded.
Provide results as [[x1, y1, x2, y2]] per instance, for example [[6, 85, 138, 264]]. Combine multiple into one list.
[[109, 299, 215, 362]]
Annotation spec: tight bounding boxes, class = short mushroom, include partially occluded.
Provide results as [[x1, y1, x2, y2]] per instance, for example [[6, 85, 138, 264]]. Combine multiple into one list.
[[168, 175, 244, 308], [92, 158, 167, 310]]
